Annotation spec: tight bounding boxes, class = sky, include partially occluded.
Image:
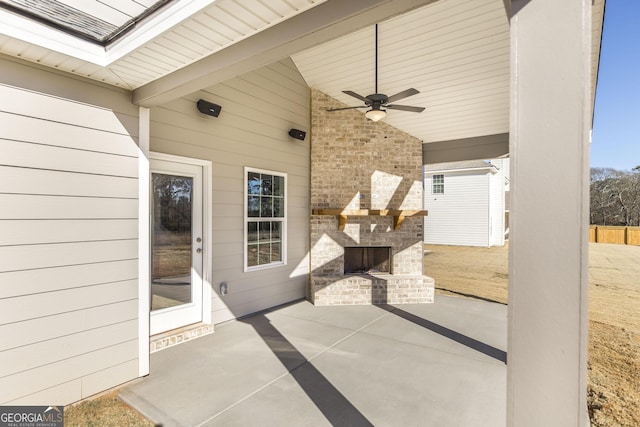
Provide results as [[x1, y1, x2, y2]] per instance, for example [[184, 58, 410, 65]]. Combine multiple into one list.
[[591, 0, 640, 171]]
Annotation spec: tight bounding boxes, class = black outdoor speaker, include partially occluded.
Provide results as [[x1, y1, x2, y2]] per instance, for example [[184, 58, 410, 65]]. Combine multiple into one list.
[[197, 99, 222, 117], [288, 128, 306, 141]]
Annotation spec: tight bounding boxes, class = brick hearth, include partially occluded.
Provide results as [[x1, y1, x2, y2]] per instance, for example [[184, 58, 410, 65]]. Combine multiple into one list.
[[309, 89, 434, 306]]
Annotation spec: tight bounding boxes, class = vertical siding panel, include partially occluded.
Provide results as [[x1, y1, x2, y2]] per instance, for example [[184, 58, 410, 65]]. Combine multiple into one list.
[[150, 58, 310, 324], [0, 58, 141, 405], [424, 170, 490, 246], [424, 161, 508, 247]]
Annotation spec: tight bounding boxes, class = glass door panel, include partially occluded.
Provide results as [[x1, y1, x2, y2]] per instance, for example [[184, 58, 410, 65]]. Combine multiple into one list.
[[151, 174, 193, 310]]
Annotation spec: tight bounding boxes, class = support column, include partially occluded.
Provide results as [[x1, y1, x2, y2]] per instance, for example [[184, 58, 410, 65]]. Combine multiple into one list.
[[138, 106, 151, 377], [508, 0, 591, 426]]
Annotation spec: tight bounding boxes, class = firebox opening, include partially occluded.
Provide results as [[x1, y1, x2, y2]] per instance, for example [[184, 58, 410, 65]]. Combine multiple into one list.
[[344, 247, 391, 274]]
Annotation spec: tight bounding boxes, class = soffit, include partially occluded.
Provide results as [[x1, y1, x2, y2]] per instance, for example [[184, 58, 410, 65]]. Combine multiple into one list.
[[108, 0, 329, 88], [591, 0, 605, 116], [0, 0, 328, 89]]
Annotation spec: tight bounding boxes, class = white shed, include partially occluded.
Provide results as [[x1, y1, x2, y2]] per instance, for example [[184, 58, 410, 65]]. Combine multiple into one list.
[[424, 159, 509, 247]]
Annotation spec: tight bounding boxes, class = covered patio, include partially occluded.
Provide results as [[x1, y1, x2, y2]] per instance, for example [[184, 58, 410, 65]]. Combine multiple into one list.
[[121, 295, 507, 426], [0, 0, 604, 424]]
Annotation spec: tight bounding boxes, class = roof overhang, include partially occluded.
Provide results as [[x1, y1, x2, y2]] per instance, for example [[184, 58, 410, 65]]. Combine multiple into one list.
[[423, 133, 509, 164], [0, 0, 217, 66], [0, 0, 606, 153], [131, 0, 439, 106], [424, 163, 499, 174]]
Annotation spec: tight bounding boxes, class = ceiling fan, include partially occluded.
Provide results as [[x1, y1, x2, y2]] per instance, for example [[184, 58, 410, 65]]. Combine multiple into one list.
[[327, 24, 426, 122]]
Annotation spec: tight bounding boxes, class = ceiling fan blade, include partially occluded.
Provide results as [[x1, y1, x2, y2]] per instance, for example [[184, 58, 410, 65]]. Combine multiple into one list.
[[327, 106, 368, 112], [386, 104, 425, 113], [342, 90, 369, 103], [386, 88, 420, 103]]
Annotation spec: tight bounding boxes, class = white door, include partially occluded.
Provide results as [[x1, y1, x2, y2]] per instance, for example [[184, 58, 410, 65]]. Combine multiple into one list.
[[150, 158, 204, 335]]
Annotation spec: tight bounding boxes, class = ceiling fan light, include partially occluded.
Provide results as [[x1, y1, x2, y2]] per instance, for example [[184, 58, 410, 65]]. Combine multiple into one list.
[[365, 109, 386, 122]]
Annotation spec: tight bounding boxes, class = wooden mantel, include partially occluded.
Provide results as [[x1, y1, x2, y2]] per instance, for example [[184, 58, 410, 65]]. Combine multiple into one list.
[[312, 209, 428, 231]]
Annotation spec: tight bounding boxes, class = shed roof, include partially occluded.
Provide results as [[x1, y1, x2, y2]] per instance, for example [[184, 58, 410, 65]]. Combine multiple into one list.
[[424, 159, 498, 173]]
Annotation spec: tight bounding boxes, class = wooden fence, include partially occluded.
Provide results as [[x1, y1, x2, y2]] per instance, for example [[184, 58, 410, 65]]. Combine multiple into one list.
[[589, 226, 640, 245]]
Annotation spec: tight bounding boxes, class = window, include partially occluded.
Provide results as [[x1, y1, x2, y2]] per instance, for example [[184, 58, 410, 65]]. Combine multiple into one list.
[[245, 168, 286, 271], [432, 174, 444, 194]]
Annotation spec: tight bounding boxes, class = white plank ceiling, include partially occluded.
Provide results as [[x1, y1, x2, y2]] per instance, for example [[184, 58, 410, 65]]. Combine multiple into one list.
[[0, 0, 604, 145], [291, 0, 510, 143]]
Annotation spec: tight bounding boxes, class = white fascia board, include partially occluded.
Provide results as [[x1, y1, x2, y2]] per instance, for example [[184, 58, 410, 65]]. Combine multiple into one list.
[[0, 0, 216, 67], [0, 8, 107, 65], [427, 166, 498, 174], [105, 0, 217, 64]]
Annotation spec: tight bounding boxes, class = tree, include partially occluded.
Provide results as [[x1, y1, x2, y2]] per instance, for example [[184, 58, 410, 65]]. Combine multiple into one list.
[[628, 165, 640, 226], [590, 166, 640, 226], [152, 175, 193, 234], [590, 168, 619, 225]]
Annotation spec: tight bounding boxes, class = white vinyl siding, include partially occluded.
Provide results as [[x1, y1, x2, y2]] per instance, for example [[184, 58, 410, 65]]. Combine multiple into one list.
[[423, 160, 508, 247], [149, 58, 310, 324], [0, 59, 140, 405], [424, 170, 490, 247]]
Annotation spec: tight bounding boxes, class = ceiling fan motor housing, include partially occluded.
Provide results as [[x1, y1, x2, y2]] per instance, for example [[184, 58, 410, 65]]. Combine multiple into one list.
[[367, 94, 388, 102], [366, 94, 388, 109]]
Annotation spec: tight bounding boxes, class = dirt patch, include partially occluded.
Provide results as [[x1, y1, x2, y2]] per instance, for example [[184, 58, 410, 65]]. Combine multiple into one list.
[[424, 244, 509, 304], [424, 242, 640, 426], [64, 391, 153, 427], [588, 243, 640, 426], [589, 321, 640, 426]]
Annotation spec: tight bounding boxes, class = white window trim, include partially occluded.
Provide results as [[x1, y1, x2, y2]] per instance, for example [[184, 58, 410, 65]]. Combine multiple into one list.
[[244, 167, 287, 272], [432, 174, 445, 194]]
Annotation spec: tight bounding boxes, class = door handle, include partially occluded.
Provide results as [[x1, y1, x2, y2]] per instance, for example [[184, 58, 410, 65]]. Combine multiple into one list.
[[196, 248, 202, 254]]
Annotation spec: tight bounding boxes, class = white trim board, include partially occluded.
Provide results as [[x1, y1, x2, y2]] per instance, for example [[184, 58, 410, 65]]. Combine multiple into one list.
[[138, 107, 150, 377]]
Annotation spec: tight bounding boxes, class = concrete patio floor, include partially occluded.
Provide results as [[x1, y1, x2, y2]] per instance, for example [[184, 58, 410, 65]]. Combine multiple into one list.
[[120, 295, 507, 427]]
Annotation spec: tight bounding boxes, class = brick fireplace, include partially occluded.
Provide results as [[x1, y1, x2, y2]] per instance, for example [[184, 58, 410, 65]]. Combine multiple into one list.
[[309, 89, 435, 306]]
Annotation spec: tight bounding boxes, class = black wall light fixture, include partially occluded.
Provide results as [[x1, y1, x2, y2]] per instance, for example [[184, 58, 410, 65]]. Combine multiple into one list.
[[288, 128, 306, 141], [197, 99, 222, 117]]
